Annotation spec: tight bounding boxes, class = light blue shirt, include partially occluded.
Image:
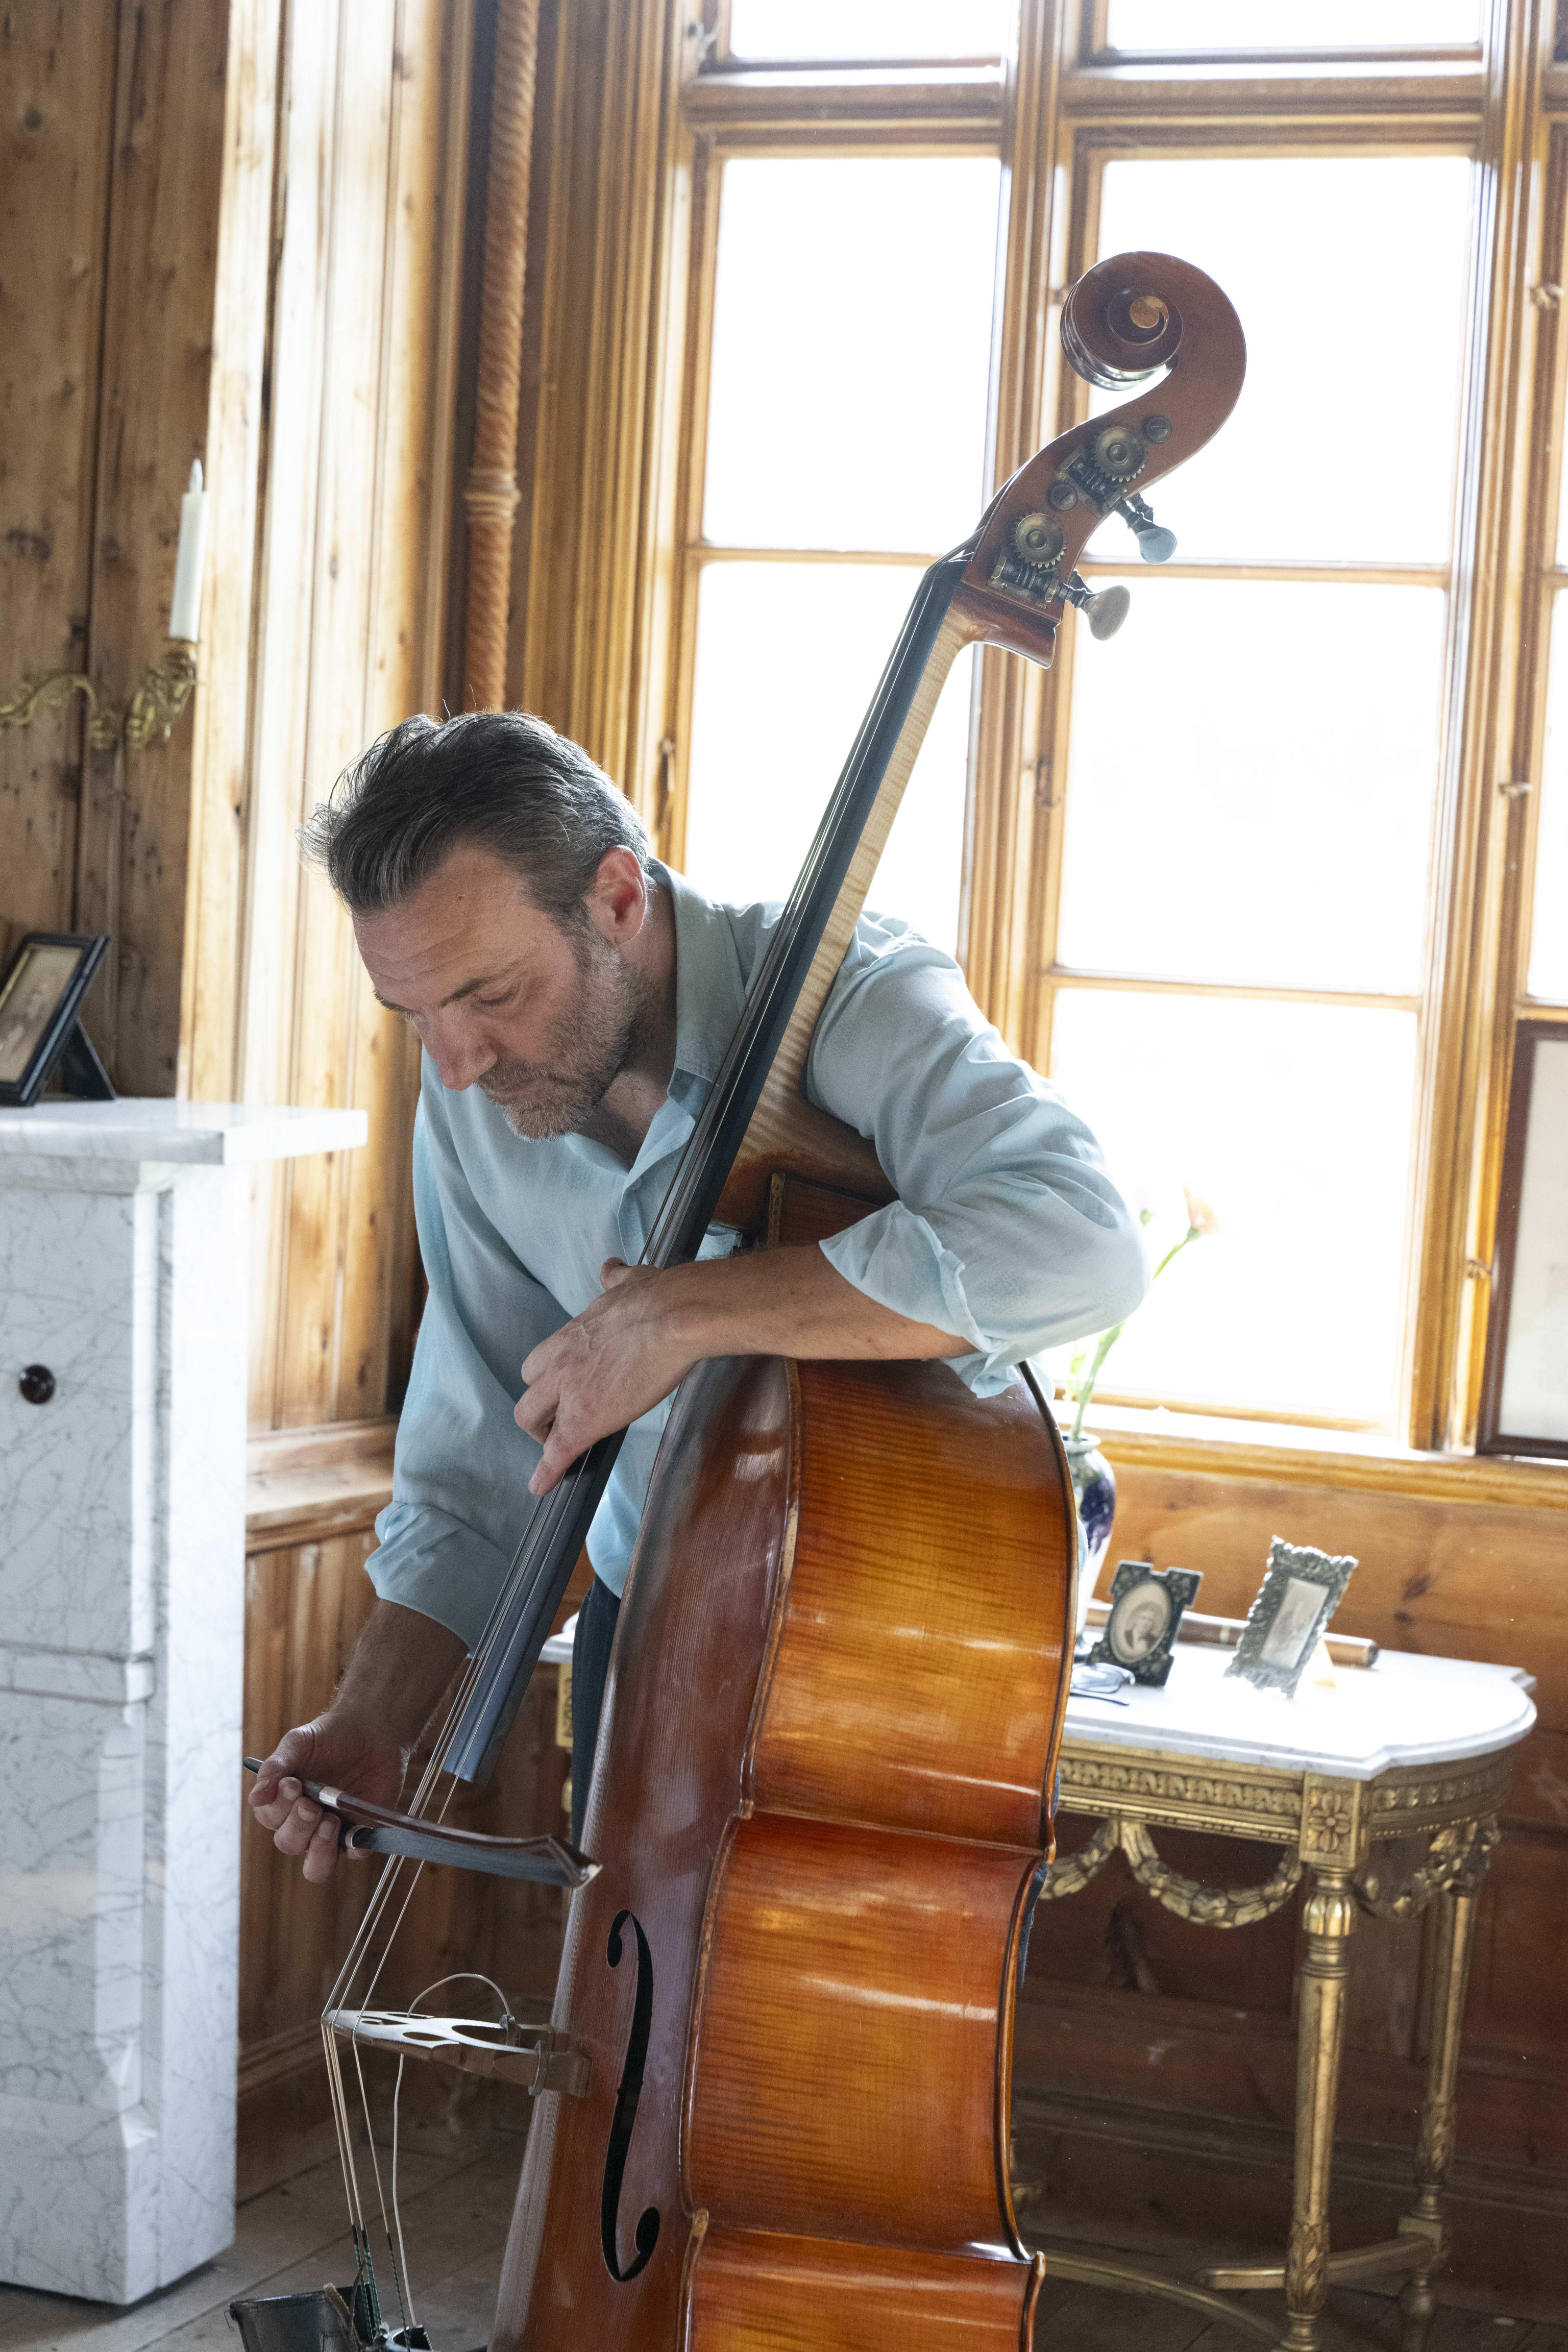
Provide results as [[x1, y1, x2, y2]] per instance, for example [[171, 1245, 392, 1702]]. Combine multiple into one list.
[[369, 862, 1147, 1644]]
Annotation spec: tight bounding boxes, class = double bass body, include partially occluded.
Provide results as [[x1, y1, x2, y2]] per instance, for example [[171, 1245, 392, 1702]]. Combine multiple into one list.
[[495, 1179, 1075, 2350]]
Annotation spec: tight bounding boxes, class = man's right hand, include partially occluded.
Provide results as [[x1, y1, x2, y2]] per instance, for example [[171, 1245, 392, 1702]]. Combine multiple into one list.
[[248, 1719, 407, 1884], [247, 1598, 468, 1883]]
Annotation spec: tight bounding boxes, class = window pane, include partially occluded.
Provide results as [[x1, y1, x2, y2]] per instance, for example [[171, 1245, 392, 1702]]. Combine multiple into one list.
[[1107, 1, 1479, 44], [1092, 158, 1472, 564], [729, 1, 1009, 58], [1058, 580, 1445, 993], [704, 158, 999, 552], [682, 561, 971, 953], [1530, 593, 1568, 1000], [1049, 992, 1417, 1420]]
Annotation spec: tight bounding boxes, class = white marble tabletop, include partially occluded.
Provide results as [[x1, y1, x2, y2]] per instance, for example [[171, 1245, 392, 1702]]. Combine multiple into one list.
[[1064, 1642, 1535, 1780], [0, 1098, 367, 1164], [545, 1619, 1534, 1781]]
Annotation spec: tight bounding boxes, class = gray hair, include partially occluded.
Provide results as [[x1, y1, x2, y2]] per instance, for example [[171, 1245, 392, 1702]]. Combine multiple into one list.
[[300, 710, 651, 922]]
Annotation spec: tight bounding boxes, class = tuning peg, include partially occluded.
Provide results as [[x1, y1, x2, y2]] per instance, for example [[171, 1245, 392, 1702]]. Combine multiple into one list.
[[1062, 573, 1131, 641], [1086, 583, 1132, 639], [1116, 494, 1178, 565]]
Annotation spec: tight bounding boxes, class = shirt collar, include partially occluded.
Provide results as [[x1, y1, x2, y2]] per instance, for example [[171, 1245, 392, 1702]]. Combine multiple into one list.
[[655, 860, 747, 1090]]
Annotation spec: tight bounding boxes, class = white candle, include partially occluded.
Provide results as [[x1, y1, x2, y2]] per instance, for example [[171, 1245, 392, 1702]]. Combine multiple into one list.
[[168, 458, 208, 643]]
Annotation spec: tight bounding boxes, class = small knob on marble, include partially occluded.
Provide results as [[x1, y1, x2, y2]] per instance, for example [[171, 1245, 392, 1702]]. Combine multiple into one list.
[[19, 1364, 56, 1405]]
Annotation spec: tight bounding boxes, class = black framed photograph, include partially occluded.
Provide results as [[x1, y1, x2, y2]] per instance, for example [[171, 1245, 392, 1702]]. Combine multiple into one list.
[[0, 933, 110, 1108], [1088, 1560, 1203, 1687], [1226, 1537, 1358, 1700], [1477, 1021, 1568, 1460]]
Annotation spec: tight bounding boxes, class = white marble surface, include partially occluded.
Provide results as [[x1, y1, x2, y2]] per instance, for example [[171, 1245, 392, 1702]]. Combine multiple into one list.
[[1065, 1642, 1536, 1778], [0, 1099, 365, 1165], [548, 1620, 1536, 1781], [0, 1114, 358, 2302]]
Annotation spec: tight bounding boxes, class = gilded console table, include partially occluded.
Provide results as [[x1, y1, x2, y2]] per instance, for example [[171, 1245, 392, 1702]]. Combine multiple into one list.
[[1035, 1645, 1536, 2352]]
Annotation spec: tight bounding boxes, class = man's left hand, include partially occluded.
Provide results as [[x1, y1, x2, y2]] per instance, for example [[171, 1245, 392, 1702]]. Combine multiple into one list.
[[514, 1244, 968, 1497], [515, 1259, 700, 1493]]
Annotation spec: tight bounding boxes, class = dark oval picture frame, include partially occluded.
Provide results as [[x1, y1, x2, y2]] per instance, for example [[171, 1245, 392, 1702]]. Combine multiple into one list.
[[1088, 1559, 1203, 1687]]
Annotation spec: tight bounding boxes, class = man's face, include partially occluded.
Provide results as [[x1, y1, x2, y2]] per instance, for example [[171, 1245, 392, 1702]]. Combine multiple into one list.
[[355, 843, 656, 1138]]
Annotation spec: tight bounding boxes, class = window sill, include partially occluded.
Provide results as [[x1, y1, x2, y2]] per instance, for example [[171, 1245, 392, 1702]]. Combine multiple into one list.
[[1066, 1400, 1568, 1510], [246, 1415, 396, 1551]]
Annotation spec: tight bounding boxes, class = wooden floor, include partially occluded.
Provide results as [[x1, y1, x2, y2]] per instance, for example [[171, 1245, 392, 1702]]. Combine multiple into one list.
[[0, 2120, 1562, 2352]]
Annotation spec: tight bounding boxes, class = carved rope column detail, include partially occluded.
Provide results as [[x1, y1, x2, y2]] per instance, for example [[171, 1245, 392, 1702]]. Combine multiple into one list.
[[464, 0, 542, 710]]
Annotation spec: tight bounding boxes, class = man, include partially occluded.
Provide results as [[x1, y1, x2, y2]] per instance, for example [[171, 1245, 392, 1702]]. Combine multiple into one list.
[[250, 710, 1147, 1879]]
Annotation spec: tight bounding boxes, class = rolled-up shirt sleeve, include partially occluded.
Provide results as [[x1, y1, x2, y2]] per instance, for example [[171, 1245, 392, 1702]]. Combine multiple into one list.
[[806, 922, 1148, 1395], [366, 1067, 565, 1649]]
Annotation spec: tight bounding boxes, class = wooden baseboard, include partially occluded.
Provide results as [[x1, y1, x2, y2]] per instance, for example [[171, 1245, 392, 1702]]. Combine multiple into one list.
[[246, 1415, 397, 1551], [237, 2020, 326, 2099]]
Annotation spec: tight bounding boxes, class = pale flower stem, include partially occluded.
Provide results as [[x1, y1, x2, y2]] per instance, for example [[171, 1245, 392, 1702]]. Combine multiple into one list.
[[1068, 1224, 1200, 1442]]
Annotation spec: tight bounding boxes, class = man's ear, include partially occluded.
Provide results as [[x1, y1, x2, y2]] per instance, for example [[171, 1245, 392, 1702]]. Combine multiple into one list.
[[585, 847, 649, 946]]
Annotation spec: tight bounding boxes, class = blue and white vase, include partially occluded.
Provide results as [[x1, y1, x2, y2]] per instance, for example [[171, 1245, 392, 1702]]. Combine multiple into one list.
[[1063, 1433, 1116, 1643]]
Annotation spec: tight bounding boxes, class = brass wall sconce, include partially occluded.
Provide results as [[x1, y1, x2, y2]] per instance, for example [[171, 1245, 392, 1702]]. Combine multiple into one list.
[[1, 457, 207, 753], [0, 641, 199, 752]]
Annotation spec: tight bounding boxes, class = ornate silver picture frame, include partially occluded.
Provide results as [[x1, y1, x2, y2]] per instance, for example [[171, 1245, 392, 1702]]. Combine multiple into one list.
[[1226, 1537, 1358, 1699]]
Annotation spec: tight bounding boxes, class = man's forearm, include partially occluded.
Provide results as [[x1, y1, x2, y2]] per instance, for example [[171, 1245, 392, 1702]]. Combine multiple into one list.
[[335, 1597, 468, 1755], [518, 1243, 970, 1492], [659, 1242, 966, 1363]]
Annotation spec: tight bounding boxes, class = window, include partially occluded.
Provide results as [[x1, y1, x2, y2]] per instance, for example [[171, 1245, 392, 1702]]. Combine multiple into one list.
[[678, 153, 999, 952], [639, 0, 1565, 1451]]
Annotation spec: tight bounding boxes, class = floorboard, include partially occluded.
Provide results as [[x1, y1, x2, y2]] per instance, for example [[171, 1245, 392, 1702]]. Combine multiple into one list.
[[0, 2130, 1553, 2352]]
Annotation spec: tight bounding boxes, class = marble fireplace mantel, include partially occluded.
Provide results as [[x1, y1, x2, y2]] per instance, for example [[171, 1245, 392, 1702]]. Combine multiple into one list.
[[0, 1100, 366, 2304]]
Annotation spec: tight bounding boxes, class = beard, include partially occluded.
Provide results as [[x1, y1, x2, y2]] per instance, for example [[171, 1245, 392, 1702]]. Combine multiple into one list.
[[478, 921, 659, 1141]]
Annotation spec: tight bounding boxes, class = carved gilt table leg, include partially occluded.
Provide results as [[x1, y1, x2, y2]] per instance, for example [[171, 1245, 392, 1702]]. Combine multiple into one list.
[[1396, 1826, 1494, 2352], [1281, 1863, 1357, 2352]]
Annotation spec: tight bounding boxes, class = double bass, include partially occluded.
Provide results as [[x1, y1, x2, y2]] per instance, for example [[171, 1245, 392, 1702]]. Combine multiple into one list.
[[314, 252, 1244, 2352]]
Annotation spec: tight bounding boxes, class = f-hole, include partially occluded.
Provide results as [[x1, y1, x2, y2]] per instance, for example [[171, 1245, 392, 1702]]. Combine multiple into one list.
[[600, 1908, 660, 2283]]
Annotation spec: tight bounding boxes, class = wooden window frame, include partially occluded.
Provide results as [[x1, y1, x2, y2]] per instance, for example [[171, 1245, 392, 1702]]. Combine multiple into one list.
[[527, 0, 1568, 1488]]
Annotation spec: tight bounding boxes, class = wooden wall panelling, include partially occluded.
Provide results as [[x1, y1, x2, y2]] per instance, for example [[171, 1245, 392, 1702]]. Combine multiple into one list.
[[249, 0, 451, 1434], [0, 6, 116, 948], [235, 0, 457, 1429], [335, 0, 448, 1426], [74, 0, 240, 1090], [178, 0, 284, 1102], [514, 0, 599, 733], [240, 0, 344, 1427], [514, 0, 688, 823], [275, 3, 399, 1429], [564, 0, 678, 797]]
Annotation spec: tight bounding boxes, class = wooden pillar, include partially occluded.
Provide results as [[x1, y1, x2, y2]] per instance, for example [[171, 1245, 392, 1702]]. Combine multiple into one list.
[[464, 0, 542, 710]]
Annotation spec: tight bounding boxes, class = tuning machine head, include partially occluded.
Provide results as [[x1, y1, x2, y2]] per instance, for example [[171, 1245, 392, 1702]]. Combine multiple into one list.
[[1062, 573, 1131, 641], [1116, 493, 1178, 565]]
